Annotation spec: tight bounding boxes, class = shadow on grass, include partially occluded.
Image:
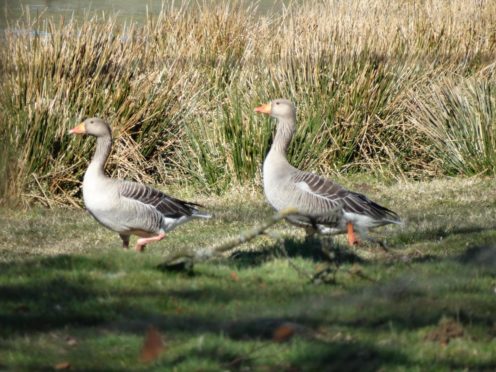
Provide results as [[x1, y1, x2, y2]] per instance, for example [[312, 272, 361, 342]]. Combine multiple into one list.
[[2, 247, 495, 331], [394, 223, 496, 245], [0, 285, 104, 335], [458, 244, 496, 271], [230, 235, 364, 269], [0, 254, 115, 272], [291, 341, 409, 372], [1, 246, 495, 370], [162, 339, 410, 371]]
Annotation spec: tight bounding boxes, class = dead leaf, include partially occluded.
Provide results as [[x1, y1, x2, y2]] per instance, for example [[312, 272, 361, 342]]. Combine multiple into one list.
[[273, 324, 295, 342], [54, 362, 71, 370], [230, 271, 239, 282], [140, 326, 165, 363]]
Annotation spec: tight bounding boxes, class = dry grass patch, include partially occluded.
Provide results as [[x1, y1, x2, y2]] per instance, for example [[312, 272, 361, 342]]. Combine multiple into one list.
[[1, 0, 495, 205]]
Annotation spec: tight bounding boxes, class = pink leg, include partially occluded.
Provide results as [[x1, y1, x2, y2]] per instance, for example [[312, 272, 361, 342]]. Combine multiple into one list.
[[134, 232, 166, 253]]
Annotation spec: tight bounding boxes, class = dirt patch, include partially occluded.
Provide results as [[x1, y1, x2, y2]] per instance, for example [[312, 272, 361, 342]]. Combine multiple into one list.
[[425, 318, 465, 345]]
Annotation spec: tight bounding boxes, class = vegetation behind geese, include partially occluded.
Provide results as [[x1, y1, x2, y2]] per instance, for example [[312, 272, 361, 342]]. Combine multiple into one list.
[[1, 0, 495, 206], [0, 3, 495, 368]]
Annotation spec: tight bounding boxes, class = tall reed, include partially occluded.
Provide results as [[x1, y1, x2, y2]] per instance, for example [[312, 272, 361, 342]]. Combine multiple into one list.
[[408, 77, 496, 175], [1, 0, 495, 205]]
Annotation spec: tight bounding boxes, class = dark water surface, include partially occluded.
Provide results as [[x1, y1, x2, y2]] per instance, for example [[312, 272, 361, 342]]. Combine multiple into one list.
[[1, 0, 286, 32]]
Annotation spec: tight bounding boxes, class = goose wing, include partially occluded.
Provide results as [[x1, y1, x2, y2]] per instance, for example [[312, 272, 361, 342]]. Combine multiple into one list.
[[293, 171, 400, 223], [119, 181, 201, 218]]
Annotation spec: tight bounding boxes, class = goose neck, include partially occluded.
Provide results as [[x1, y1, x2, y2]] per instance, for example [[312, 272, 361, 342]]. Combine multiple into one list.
[[272, 116, 296, 154], [88, 135, 112, 176]]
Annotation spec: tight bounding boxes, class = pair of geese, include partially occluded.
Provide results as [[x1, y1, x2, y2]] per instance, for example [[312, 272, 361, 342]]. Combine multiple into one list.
[[69, 99, 401, 252]]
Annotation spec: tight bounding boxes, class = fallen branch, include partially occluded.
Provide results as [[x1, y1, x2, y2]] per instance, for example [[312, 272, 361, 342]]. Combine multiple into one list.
[[161, 208, 299, 267]]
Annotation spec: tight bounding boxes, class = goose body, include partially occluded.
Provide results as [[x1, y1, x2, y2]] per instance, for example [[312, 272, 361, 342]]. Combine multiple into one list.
[[70, 118, 210, 251], [255, 99, 401, 244]]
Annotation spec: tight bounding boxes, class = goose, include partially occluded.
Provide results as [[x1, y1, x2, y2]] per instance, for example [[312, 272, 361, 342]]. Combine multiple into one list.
[[255, 99, 401, 245], [69, 118, 211, 252]]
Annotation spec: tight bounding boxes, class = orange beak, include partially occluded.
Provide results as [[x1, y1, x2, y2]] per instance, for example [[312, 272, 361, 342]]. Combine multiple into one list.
[[254, 102, 272, 115], [68, 122, 86, 135]]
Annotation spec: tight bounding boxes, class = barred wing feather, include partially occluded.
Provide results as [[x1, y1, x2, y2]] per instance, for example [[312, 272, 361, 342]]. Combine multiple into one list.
[[294, 172, 400, 223], [119, 181, 201, 218]]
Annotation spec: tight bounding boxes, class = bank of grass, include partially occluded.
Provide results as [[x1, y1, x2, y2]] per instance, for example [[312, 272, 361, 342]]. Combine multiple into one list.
[[1, 0, 496, 205], [0, 177, 495, 370]]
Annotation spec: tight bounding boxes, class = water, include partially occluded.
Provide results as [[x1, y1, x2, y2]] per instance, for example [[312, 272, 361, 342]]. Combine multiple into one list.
[[0, 0, 284, 32]]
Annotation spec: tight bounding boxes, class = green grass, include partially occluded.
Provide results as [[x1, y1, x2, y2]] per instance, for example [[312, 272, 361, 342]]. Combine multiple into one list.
[[1, 177, 495, 370]]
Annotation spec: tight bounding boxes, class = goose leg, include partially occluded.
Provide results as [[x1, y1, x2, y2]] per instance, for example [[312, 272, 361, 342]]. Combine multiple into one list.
[[347, 222, 359, 245], [119, 234, 130, 249], [134, 232, 166, 252]]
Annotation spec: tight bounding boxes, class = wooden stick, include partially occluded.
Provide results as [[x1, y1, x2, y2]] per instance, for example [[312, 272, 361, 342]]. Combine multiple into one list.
[[162, 207, 299, 266], [32, 173, 53, 209]]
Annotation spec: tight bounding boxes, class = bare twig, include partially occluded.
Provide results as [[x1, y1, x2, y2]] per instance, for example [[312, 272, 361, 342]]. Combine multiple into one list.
[[162, 208, 299, 266], [273, 236, 314, 281], [32, 173, 53, 209]]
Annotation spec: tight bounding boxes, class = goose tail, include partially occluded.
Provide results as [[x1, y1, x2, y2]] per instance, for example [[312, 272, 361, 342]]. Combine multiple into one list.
[[192, 210, 213, 219]]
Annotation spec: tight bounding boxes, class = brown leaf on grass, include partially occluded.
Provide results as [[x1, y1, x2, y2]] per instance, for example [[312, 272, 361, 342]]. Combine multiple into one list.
[[140, 326, 165, 363], [230, 271, 239, 282], [272, 324, 296, 342], [53, 362, 71, 370]]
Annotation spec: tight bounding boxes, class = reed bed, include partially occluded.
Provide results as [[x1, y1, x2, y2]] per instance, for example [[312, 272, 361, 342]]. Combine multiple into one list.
[[1, 0, 495, 206]]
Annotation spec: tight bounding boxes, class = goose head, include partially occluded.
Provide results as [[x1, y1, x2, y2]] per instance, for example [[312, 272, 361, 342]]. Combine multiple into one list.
[[69, 117, 111, 137], [255, 99, 296, 121]]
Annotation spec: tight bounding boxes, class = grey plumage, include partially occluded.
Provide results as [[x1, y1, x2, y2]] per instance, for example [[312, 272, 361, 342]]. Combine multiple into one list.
[[255, 99, 401, 242], [291, 170, 400, 226], [69, 117, 211, 251]]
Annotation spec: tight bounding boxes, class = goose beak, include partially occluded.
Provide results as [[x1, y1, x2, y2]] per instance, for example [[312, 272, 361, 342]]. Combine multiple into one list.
[[254, 102, 272, 115], [69, 122, 86, 135]]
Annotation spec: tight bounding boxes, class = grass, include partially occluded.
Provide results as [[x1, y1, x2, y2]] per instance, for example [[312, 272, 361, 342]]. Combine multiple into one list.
[[1, 177, 495, 370], [408, 77, 496, 176], [1, 0, 496, 205], [1, 2, 495, 368]]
